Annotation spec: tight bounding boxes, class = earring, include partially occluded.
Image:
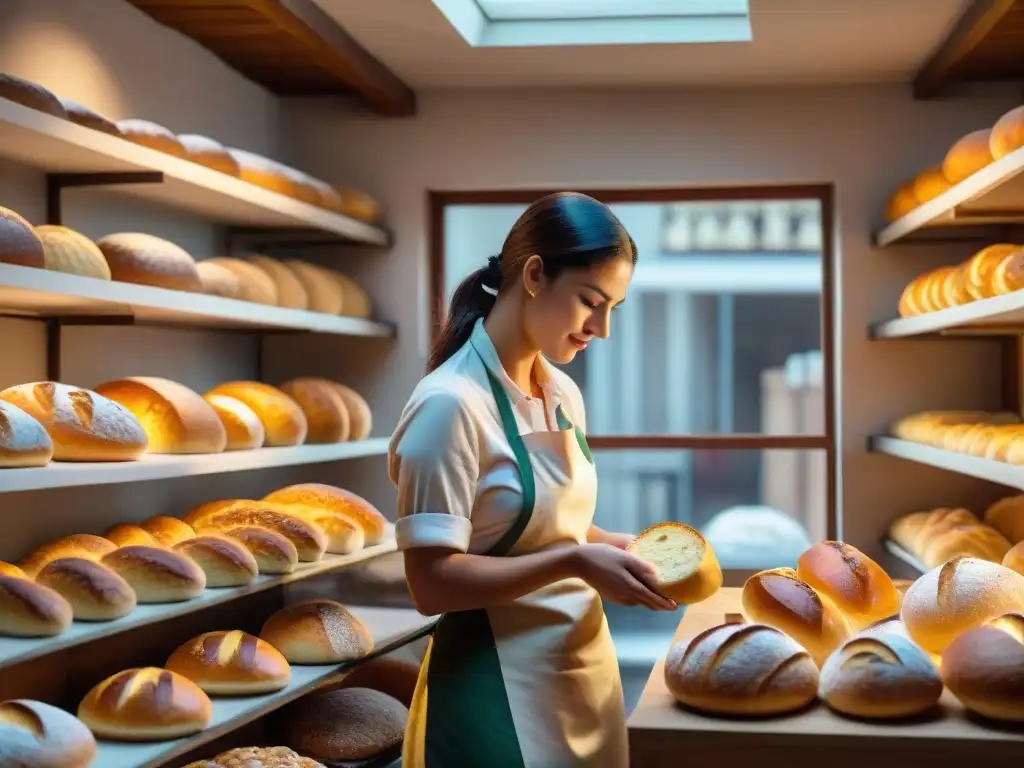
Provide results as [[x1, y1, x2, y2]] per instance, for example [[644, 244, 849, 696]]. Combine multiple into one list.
[[527, 288, 537, 298]]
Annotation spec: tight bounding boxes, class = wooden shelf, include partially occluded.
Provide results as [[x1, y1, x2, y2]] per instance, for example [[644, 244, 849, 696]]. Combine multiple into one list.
[[0, 264, 395, 337], [92, 605, 434, 768], [0, 97, 389, 246], [874, 144, 1024, 247], [870, 436, 1022, 490], [881, 538, 928, 574], [0, 536, 397, 672], [871, 289, 1024, 338]]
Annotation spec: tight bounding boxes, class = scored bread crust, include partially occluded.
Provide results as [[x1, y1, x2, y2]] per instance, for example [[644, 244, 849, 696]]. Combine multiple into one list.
[[165, 630, 291, 695], [173, 536, 259, 587], [204, 381, 307, 447], [101, 546, 206, 603], [0, 400, 53, 468], [219, 525, 298, 574], [189, 501, 326, 562], [264, 483, 388, 546], [0, 698, 97, 768], [35, 557, 137, 621], [260, 599, 374, 664], [796, 540, 900, 630], [0, 575, 73, 637], [941, 612, 1024, 721], [19, 534, 118, 578], [627, 522, 722, 605]]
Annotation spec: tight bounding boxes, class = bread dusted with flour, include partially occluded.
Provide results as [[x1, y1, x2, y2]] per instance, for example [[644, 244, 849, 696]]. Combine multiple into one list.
[[176, 134, 240, 176], [0, 699, 96, 768], [796, 540, 900, 630], [58, 97, 121, 136], [627, 522, 721, 605], [115, 119, 186, 157], [0, 400, 53, 468], [97, 233, 201, 292]]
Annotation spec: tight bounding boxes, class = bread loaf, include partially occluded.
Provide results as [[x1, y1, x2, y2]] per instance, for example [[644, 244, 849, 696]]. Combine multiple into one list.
[[97, 233, 201, 292], [220, 526, 298, 574], [335, 187, 381, 223], [941, 612, 1024, 721], [0, 575, 72, 636], [0, 561, 26, 579], [911, 167, 952, 203], [260, 599, 374, 664], [326, 654, 422, 707], [35, 557, 137, 621], [942, 129, 995, 184], [34, 225, 111, 279], [283, 505, 363, 555], [990, 104, 1024, 160], [174, 536, 258, 587], [115, 119, 186, 158], [284, 688, 407, 761], [796, 541, 900, 630], [964, 243, 1021, 300], [176, 134, 240, 176], [883, 181, 918, 222], [627, 522, 721, 605], [278, 378, 350, 443], [142, 516, 196, 548], [264, 483, 389, 546], [0, 400, 53, 467], [196, 260, 243, 299], [101, 546, 206, 603], [0, 74, 66, 118], [104, 523, 162, 549], [188, 501, 326, 562], [990, 245, 1024, 295], [166, 629, 290, 695], [663, 623, 818, 715], [227, 148, 296, 197], [182, 499, 245, 526], [210, 746, 326, 768], [278, 167, 322, 206], [202, 394, 265, 450], [200, 257, 277, 305], [204, 381, 307, 447], [901, 557, 1024, 654], [919, 523, 1011, 568], [58, 97, 121, 136], [0, 699, 97, 768], [0, 206, 46, 268], [283, 261, 344, 314], [327, 382, 372, 441], [19, 534, 118, 578], [984, 495, 1024, 543], [1004, 540, 1024, 574], [0, 382, 148, 461], [888, 507, 979, 557], [95, 376, 227, 454], [333, 272, 372, 318], [305, 176, 346, 213], [77, 667, 212, 741], [241, 254, 309, 309], [741, 567, 854, 666]]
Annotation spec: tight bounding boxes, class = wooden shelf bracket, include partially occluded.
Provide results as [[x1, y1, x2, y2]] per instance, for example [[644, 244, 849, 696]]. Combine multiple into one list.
[[46, 171, 165, 226]]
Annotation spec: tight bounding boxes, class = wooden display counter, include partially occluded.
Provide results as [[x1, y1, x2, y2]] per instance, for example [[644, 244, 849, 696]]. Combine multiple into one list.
[[627, 588, 1024, 767]]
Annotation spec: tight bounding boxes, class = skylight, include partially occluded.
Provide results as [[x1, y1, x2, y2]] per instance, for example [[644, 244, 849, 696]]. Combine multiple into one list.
[[432, 0, 751, 48]]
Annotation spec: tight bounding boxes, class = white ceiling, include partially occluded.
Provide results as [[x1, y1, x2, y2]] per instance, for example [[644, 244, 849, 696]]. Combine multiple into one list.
[[314, 0, 972, 89]]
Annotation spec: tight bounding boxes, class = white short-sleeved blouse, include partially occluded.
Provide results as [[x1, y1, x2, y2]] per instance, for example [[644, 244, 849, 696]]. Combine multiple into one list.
[[388, 318, 586, 555]]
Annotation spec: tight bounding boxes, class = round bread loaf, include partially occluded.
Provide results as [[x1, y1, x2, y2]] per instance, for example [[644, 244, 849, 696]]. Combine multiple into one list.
[[260, 599, 374, 664], [0, 400, 53, 468], [174, 535, 258, 587], [213, 745, 327, 768], [942, 129, 994, 184], [220, 526, 298, 574], [176, 134, 240, 176], [0, 74, 66, 117], [1004, 540, 1024, 574], [201, 257, 278, 305], [19, 534, 118, 578], [141, 516, 196, 548], [101, 546, 206, 603], [265, 483, 389, 546], [333, 272, 372, 318], [663, 623, 818, 715], [58, 97, 121, 136], [324, 654, 421, 707], [797, 541, 900, 630], [0, 206, 45, 268], [911, 167, 951, 204], [283, 261, 344, 314], [0, 561, 26, 579], [0, 382, 148, 461], [819, 634, 942, 719], [95, 376, 227, 454], [985, 495, 1024, 544], [196, 260, 243, 299], [78, 666, 212, 741], [35, 557, 137, 621], [34, 225, 111, 280], [0, 575, 73, 636], [627, 522, 721, 605], [115, 119, 187, 158], [97, 233, 201, 292], [104, 523, 163, 548], [278, 378, 350, 443], [990, 105, 1024, 160], [941, 612, 1024, 721], [284, 688, 407, 760], [883, 181, 918, 222], [0, 698, 97, 768], [335, 186, 381, 223], [204, 381, 307, 447], [189, 501, 326, 562], [166, 629, 291, 695], [920, 523, 1011, 568], [242, 254, 309, 309], [901, 557, 1024, 654], [227, 148, 297, 197], [202, 394, 265, 450], [328, 382, 372, 441]]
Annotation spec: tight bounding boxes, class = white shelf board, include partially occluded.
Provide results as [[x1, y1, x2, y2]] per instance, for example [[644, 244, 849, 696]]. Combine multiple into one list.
[[874, 144, 1024, 247], [881, 538, 928, 575], [0, 535, 398, 671], [870, 435, 1023, 490], [92, 605, 434, 768], [0, 98, 389, 246], [871, 289, 1024, 339], [0, 263, 395, 336]]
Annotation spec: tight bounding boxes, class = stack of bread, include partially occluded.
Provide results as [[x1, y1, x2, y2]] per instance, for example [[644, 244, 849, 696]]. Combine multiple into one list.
[[889, 410, 1024, 463], [882, 102, 1024, 223], [897, 242, 1024, 317]]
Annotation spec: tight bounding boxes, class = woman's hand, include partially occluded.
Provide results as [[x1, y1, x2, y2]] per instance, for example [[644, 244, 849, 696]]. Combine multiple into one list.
[[571, 544, 676, 611]]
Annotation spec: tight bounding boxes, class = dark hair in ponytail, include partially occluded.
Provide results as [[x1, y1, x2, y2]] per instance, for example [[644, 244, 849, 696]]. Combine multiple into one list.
[[428, 192, 637, 371]]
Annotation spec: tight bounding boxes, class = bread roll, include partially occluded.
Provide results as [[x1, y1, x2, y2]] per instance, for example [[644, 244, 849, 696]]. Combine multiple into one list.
[[264, 483, 389, 546], [883, 181, 918, 222], [911, 167, 951, 203], [166, 629, 290, 695], [0, 575, 72, 636], [34, 225, 111, 279], [241, 254, 309, 309], [260, 599, 374, 664], [333, 272, 372, 319], [176, 134, 240, 176], [741, 567, 853, 666], [142, 516, 196, 548], [277, 378, 350, 443], [285, 506, 364, 555], [58, 97, 121, 136], [200, 257, 277, 305], [335, 186, 381, 223], [115, 119, 187, 158], [220, 526, 298, 574], [104, 523, 162, 549], [941, 612, 1024, 721], [888, 507, 980, 557], [202, 394, 265, 450], [327, 382, 372, 441], [97, 233, 201, 292], [796, 541, 900, 630], [326, 654, 422, 707], [990, 104, 1024, 160], [227, 148, 296, 197], [35, 557, 137, 621], [305, 176, 346, 212], [189, 501, 326, 562], [0, 699, 97, 768], [0, 400, 53, 468], [1004, 540, 1024, 574], [0, 206, 45, 268], [210, 746, 326, 768], [196, 260, 242, 299], [901, 557, 1024, 654], [990, 245, 1024, 296], [0, 74, 66, 117], [277, 167, 322, 206], [627, 522, 721, 605], [0, 561, 26, 579], [174, 536, 258, 587], [920, 523, 1011, 568], [283, 260, 344, 314], [942, 129, 995, 184], [101, 546, 206, 603], [19, 534, 118, 578], [78, 667, 212, 741], [284, 688, 407, 761], [95, 376, 227, 454], [984, 495, 1024, 543], [663, 623, 818, 715], [182, 499, 246, 526], [204, 381, 307, 447], [964, 243, 1021, 300]]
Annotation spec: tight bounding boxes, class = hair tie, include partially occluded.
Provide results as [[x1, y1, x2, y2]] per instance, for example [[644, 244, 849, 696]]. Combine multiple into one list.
[[481, 255, 501, 297]]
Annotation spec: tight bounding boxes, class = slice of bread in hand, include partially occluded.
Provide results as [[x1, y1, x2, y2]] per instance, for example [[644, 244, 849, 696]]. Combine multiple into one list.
[[628, 522, 722, 605]]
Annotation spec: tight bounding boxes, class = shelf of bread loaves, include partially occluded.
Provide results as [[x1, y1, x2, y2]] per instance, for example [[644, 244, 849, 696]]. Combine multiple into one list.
[[0, 601, 432, 768], [875, 102, 1024, 246], [0, 74, 387, 244], [0, 377, 383, 491]]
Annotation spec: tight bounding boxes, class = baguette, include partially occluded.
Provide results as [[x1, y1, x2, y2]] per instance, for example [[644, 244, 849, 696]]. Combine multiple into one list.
[[259, 599, 373, 664], [202, 394, 265, 450], [0, 575, 73, 636], [174, 536, 258, 587], [796, 540, 900, 630], [887, 507, 979, 558], [19, 534, 118, 578], [189, 501, 326, 562], [35, 557, 137, 621], [101, 546, 206, 603], [0, 699, 97, 768], [941, 612, 1024, 721], [627, 522, 721, 605], [0, 400, 53, 467], [165, 630, 291, 695], [264, 483, 388, 546]]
